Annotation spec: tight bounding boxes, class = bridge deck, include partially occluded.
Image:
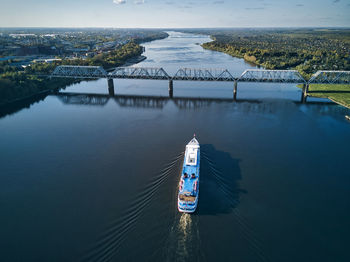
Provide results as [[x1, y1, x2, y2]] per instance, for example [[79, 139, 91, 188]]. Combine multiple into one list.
[[50, 66, 350, 84]]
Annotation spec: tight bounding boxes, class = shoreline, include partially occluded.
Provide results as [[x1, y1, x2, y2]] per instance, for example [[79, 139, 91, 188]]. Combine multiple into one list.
[[0, 54, 148, 107], [0, 42, 156, 107], [122, 55, 147, 67], [201, 43, 260, 67], [202, 39, 350, 110], [0, 32, 169, 107], [328, 97, 350, 109], [296, 84, 350, 109], [307, 94, 350, 109], [107, 55, 147, 72]]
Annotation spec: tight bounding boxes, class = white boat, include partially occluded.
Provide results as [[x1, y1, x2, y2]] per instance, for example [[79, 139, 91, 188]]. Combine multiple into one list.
[[178, 135, 200, 213]]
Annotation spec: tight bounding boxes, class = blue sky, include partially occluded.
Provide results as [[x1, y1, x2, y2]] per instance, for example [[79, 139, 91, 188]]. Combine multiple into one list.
[[0, 0, 349, 28]]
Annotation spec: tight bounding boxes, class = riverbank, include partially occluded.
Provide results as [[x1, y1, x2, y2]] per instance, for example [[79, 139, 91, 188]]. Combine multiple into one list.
[[107, 55, 147, 72], [0, 38, 163, 106], [202, 42, 259, 66], [122, 55, 146, 67], [300, 84, 350, 109]]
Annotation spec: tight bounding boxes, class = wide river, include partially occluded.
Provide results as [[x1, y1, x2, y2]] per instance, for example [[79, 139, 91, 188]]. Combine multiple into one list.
[[1, 32, 350, 262]]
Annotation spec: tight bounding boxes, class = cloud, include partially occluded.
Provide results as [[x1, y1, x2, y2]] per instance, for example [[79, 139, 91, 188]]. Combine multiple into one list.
[[296, 4, 304, 7], [113, 0, 126, 4], [213, 1, 224, 4], [333, 0, 340, 3], [134, 0, 145, 4]]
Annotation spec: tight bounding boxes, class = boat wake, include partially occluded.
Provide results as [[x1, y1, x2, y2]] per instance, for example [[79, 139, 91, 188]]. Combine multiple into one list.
[[163, 212, 205, 262], [161, 155, 205, 262], [176, 213, 193, 259], [81, 152, 184, 262]]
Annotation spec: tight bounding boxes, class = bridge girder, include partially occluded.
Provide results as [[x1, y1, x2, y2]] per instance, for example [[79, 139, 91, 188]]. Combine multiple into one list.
[[173, 68, 235, 81], [109, 67, 170, 80], [308, 71, 350, 84], [51, 65, 107, 79], [50, 66, 350, 85], [239, 69, 306, 83]]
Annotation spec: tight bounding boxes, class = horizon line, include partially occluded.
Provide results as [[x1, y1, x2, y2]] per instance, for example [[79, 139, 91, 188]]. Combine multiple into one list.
[[1, 26, 350, 30]]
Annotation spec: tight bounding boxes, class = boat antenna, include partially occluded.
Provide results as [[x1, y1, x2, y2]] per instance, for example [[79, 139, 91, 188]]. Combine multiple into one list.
[[194, 133, 196, 138]]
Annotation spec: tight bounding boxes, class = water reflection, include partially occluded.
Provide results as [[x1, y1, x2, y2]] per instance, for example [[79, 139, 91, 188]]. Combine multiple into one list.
[[0, 92, 48, 119], [164, 208, 204, 262], [52, 92, 348, 116], [57, 93, 110, 106], [55, 92, 234, 109], [1, 91, 348, 121]]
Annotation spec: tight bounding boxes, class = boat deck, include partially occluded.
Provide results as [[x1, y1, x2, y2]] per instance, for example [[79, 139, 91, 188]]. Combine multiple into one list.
[[181, 165, 199, 194]]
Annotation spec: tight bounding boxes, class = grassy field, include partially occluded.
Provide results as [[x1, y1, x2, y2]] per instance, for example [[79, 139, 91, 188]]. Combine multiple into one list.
[[303, 84, 350, 108]]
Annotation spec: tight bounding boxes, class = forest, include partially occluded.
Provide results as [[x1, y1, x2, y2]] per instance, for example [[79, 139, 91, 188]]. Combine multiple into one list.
[[197, 28, 350, 79]]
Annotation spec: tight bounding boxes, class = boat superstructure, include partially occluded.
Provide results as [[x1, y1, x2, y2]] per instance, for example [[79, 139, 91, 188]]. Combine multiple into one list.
[[178, 136, 200, 213]]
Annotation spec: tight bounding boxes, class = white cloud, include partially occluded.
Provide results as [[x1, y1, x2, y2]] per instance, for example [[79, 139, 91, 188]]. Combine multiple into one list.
[[113, 0, 126, 4], [134, 0, 145, 4]]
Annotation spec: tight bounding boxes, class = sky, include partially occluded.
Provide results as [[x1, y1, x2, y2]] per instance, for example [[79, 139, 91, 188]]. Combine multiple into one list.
[[0, 0, 349, 28]]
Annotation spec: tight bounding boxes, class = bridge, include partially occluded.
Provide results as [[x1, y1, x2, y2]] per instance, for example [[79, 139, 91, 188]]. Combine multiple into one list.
[[50, 66, 350, 101]]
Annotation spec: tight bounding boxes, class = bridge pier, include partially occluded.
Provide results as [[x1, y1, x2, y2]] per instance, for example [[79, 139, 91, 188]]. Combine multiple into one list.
[[169, 80, 174, 98], [301, 83, 309, 103], [233, 80, 238, 101], [108, 79, 115, 96]]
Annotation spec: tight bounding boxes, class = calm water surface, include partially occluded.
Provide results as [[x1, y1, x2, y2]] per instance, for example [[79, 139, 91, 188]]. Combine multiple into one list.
[[1, 32, 350, 262]]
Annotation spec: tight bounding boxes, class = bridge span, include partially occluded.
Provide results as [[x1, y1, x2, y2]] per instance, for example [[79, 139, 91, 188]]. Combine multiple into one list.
[[50, 66, 350, 101]]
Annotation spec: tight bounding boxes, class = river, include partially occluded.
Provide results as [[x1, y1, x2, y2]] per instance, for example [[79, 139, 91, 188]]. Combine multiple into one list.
[[0, 32, 350, 262]]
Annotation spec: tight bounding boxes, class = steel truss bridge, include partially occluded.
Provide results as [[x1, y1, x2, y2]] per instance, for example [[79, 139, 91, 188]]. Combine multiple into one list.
[[50, 66, 350, 101], [51, 66, 350, 84]]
